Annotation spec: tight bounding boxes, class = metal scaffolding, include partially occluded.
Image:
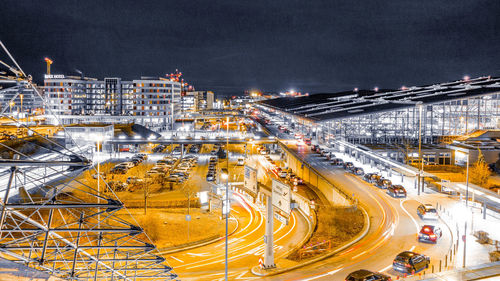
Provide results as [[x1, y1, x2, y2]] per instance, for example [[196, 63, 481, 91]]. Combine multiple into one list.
[[0, 41, 177, 280]]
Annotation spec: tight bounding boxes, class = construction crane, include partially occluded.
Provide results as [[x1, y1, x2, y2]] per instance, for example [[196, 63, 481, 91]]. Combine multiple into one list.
[[167, 69, 182, 82], [44, 57, 53, 75]]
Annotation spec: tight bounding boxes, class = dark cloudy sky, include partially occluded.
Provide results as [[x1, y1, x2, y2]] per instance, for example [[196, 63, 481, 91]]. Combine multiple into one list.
[[1, 0, 499, 94]]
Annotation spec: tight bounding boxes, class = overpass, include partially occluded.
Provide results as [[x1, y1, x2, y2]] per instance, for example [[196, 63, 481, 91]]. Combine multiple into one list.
[[107, 137, 278, 146]]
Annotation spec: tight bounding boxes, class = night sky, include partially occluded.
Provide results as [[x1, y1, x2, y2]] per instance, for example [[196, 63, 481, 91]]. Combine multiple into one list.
[[1, 0, 499, 95]]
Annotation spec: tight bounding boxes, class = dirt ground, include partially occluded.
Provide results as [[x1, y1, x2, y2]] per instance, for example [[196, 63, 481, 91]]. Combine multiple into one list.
[[118, 208, 237, 249]]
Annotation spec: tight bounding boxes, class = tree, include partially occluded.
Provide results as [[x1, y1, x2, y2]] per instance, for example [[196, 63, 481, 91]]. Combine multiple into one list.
[[181, 176, 201, 242], [142, 178, 152, 215], [469, 149, 491, 187]]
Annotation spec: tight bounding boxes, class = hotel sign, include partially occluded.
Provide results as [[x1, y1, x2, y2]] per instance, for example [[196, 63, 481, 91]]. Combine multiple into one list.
[[44, 74, 65, 79]]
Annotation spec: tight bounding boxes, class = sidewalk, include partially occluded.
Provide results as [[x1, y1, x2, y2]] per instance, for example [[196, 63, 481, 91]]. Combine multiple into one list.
[[404, 261, 500, 281]]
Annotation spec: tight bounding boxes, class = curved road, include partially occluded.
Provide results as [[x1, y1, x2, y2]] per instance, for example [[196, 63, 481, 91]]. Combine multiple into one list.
[[169, 190, 310, 281], [260, 143, 454, 280]]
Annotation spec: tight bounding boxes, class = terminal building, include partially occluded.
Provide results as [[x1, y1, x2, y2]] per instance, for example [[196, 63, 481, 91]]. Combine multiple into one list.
[[258, 76, 500, 165], [44, 74, 181, 128]]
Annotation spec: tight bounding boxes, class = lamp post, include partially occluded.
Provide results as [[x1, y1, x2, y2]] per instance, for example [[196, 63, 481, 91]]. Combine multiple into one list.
[[225, 115, 229, 280], [417, 102, 423, 195], [220, 168, 229, 281], [465, 151, 470, 207], [9, 101, 15, 115]]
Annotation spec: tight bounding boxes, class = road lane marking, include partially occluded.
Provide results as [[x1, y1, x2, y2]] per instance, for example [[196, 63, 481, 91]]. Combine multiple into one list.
[[400, 199, 420, 231], [170, 256, 184, 263], [187, 252, 210, 257], [379, 264, 392, 272]]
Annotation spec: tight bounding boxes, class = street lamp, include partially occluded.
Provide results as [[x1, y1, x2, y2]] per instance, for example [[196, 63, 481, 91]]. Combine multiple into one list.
[[224, 114, 230, 281], [417, 102, 423, 195], [9, 101, 15, 115], [220, 167, 229, 281]]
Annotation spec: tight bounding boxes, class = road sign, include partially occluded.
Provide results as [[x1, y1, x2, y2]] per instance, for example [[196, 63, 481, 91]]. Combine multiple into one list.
[[244, 165, 258, 194], [274, 212, 289, 225], [185, 214, 191, 221], [272, 179, 291, 215]]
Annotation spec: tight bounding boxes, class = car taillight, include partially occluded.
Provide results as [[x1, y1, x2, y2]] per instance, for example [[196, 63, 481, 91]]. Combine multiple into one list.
[[430, 234, 436, 239], [405, 264, 412, 268]]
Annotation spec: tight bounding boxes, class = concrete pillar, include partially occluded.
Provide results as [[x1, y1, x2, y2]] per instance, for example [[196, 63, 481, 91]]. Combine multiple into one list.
[[264, 195, 275, 268]]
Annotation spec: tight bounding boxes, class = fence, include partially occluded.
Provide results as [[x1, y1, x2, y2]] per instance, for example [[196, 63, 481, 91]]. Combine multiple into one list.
[[124, 198, 199, 209]]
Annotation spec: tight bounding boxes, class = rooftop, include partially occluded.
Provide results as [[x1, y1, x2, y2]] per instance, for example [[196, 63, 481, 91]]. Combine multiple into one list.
[[259, 76, 500, 122]]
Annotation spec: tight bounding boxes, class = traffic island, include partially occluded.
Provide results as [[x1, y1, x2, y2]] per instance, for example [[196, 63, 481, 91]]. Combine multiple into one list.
[[251, 205, 370, 277]]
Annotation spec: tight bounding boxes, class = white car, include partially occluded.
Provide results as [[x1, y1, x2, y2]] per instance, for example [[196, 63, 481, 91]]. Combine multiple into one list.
[[417, 204, 438, 220], [278, 171, 287, 178]]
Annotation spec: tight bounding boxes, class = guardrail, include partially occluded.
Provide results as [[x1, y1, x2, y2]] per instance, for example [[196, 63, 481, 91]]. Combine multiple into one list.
[[277, 141, 355, 205]]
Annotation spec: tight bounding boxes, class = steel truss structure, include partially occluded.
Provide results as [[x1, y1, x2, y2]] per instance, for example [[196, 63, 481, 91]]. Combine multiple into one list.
[[327, 93, 500, 144], [0, 41, 177, 280]]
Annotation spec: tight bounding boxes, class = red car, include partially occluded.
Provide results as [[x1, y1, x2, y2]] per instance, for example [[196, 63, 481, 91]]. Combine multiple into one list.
[[418, 225, 442, 243]]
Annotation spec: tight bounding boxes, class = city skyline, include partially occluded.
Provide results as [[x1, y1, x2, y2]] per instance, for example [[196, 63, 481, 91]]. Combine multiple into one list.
[[2, 0, 499, 94]]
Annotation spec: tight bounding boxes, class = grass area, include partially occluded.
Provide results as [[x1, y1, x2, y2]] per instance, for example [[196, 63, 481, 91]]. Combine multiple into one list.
[[119, 208, 236, 248], [288, 206, 364, 261]]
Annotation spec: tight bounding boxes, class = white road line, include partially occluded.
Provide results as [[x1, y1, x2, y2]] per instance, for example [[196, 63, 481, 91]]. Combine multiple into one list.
[[400, 199, 420, 231], [409, 245, 416, 252], [170, 256, 184, 263], [378, 264, 392, 272]]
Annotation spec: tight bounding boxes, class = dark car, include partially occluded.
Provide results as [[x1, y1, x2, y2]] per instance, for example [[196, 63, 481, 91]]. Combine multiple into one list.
[[352, 167, 364, 176], [345, 269, 391, 281], [387, 185, 407, 198], [418, 225, 442, 243], [392, 251, 430, 274], [363, 173, 380, 183], [375, 178, 392, 189], [110, 166, 127, 174], [344, 162, 354, 170]]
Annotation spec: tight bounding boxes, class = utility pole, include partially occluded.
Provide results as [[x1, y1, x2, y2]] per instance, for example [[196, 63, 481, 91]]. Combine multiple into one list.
[[263, 194, 275, 268], [225, 115, 230, 281], [417, 102, 423, 195]]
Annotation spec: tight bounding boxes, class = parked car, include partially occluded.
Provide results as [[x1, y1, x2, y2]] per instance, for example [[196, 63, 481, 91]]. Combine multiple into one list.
[[375, 178, 392, 189], [392, 251, 430, 274], [418, 225, 442, 243], [278, 170, 287, 178], [167, 175, 184, 183], [136, 153, 148, 160], [363, 173, 380, 183], [345, 269, 392, 281], [126, 176, 142, 184], [417, 204, 438, 220], [110, 166, 127, 174], [206, 172, 215, 181], [352, 167, 364, 176], [106, 181, 128, 192], [344, 162, 354, 170], [387, 185, 407, 198]]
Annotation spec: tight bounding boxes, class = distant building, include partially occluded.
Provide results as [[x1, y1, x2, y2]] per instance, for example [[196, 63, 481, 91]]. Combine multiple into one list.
[[44, 74, 181, 128], [182, 91, 214, 113], [0, 81, 44, 115]]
